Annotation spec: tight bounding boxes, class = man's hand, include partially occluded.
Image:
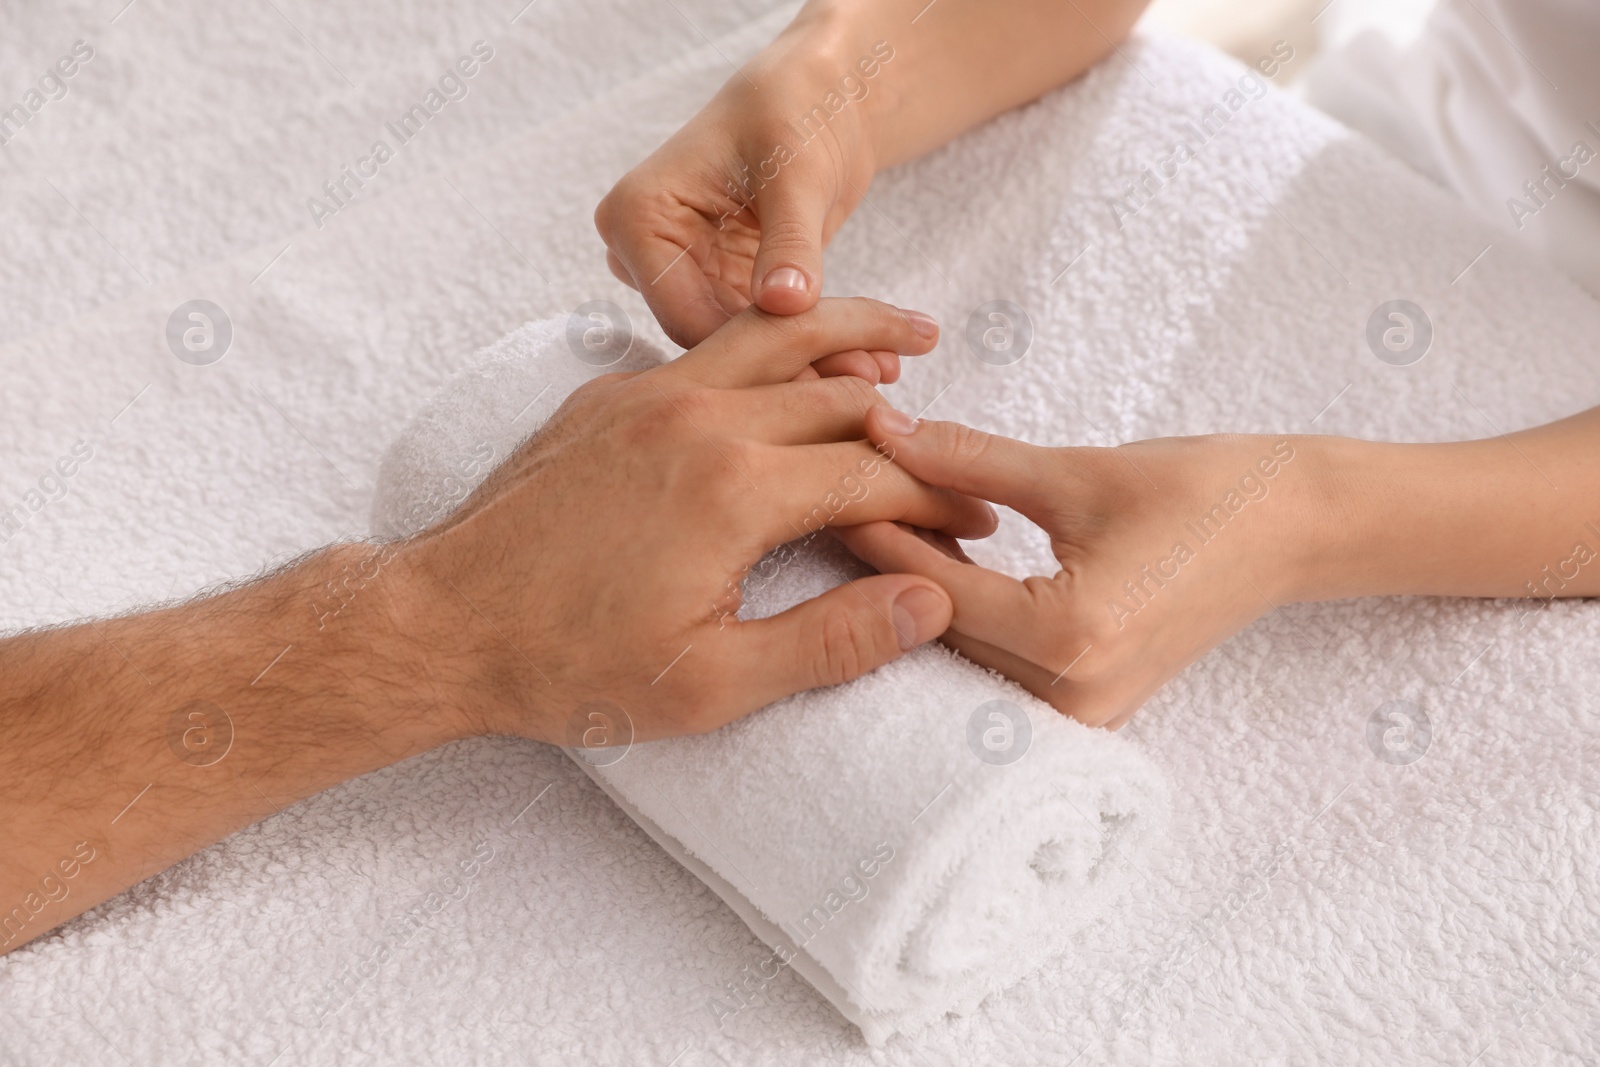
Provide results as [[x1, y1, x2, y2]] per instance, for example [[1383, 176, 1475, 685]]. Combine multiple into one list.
[[0, 298, 988, 952], [393, 297, 991, 743]]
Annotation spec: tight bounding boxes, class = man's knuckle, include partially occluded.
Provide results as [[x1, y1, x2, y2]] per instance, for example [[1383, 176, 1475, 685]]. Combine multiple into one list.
[[673, 385, 721, 423], [816, 610, 878, 684], [614, 386, 688, 450], [717, 438, 760, 484], [737, 302, 811, 344], [660, 695, 712, 736], [834, 374, 880, 413]]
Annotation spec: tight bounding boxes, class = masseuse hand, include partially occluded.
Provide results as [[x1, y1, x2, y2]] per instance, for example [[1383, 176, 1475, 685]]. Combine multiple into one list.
[[835, 410, 1319, 729], [595, 0, 1146, 358], [593, 13, 881, 374], [393, 300, 994, 744]]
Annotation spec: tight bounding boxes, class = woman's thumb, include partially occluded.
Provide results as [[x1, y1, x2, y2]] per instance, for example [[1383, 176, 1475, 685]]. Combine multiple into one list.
[[750, 177, 828, 316]]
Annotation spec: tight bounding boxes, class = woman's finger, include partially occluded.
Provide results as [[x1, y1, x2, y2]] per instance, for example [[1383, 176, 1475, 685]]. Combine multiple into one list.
[[760, 447, 998, 543], [594, 194, 737, 349], [748, 165, 830, 317], [832, 520, 1079, 669], [864, 407, 1057, 517]]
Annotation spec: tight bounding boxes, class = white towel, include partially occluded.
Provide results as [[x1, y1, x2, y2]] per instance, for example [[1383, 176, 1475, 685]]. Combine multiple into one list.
[[368, 317, 1171, 1043], [7, 4, 1600, 1061]]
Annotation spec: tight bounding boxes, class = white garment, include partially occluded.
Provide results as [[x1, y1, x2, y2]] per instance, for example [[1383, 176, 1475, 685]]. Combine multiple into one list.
[[1306, 0, 1600, 295]]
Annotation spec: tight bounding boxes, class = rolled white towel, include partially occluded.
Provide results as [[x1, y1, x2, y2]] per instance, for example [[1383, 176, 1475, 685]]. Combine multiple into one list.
[[369, 318, 1171, 1044]]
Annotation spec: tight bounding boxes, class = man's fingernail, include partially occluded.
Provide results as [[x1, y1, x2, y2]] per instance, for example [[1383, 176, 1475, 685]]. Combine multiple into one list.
[[902, 309, 938, 338], [763, 267, 809, 294], [893, 586, 947, 650], [877, 406, 918, 436]]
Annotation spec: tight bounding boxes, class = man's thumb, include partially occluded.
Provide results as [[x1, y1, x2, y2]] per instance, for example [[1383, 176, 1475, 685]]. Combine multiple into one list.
[[737, 575, 951, 701]]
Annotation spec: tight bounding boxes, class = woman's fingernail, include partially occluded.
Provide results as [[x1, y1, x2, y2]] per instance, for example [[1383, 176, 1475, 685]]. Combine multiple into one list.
[[893, 586, 947, 650], [902, 309, 938, 338], [877, 406, 918, 436], [763, 267, 809, 294]]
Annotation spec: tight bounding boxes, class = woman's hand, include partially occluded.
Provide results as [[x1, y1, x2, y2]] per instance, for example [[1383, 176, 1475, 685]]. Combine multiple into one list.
[[835, 408, 1327, 729], [841, 401, 1600, 729], [595, 0, 1150, 361], [594, 12, 882, 370]]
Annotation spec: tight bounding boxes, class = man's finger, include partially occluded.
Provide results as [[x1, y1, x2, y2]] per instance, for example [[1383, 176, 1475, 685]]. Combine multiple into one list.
[[806, 349, 881, 385], [762, 442, 999, 542], [808, 349, 905, 385], [748, 175, 828, 317], [664, 298, 937, 389], [936, 627, 1063, 704], [719, 574, 953, 713], [705, 376, 886, 445], [863, 407, 1055, 517]]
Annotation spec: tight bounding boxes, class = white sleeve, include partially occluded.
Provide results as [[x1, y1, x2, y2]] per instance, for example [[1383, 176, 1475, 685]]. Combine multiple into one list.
[[1307, 0, 1600, 296]]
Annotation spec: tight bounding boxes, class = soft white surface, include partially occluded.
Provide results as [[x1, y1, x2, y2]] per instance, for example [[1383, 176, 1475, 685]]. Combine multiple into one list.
[[1303, 0, 1600, 294], [368, 318, 1172, 1044], [2, 4, 1599, 1067]]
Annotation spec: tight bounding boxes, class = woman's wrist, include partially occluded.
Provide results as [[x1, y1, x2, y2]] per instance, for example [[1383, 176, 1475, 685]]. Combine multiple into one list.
[[1273, 434, 1389, 604], [1282, 432, 1584, 604], [783, 0, 1151, 170], [763, 1, 898, 170]]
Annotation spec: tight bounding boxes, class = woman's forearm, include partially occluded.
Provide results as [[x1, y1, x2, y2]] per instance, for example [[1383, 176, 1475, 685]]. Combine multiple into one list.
[[792, 0, 1152, 169], [1292, 406, 1600, 602]]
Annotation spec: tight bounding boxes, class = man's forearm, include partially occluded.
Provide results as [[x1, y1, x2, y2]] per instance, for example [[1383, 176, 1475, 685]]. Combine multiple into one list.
[[794, 0, 1152, 169], [1290, 406, 1600, 603], [0, 298, 968, 954], [0, 544, 451, 953]]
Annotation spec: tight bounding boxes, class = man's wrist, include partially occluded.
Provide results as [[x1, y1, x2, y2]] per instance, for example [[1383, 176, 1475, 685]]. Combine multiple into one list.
[[373, 532, 561, 748], [293, 541, 469, 756]]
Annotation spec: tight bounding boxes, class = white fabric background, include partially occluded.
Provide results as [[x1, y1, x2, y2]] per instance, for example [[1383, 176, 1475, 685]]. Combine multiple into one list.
[[2, 2, 1598, 1065]]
